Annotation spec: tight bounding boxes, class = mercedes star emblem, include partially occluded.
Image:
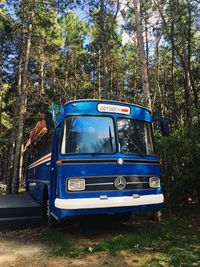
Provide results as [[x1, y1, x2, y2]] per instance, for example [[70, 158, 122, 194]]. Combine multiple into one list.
[[114, 176, 127, 190], [117, 158, 124, 165]]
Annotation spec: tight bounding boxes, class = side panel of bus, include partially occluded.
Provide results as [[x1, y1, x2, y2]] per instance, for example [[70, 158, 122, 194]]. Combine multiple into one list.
[[26, 128, 54, 205]]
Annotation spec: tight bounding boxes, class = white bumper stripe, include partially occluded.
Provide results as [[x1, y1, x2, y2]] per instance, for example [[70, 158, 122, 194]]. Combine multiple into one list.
[[55, 194, 164, 210]]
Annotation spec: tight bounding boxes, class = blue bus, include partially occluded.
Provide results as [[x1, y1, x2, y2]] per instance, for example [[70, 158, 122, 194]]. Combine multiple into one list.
[[25, 100, 167, 227]]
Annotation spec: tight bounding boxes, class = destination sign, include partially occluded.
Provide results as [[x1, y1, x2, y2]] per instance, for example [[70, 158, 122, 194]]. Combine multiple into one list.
[[97, 104, 130, 115]]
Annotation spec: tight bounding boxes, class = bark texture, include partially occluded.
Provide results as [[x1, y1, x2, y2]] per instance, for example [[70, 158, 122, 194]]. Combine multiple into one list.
[[12, 8, 35, 194], [134, 0, 152, 110]]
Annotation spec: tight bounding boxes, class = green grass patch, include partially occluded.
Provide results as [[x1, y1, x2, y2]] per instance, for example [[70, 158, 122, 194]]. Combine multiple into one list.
[[46, 230, 79, 256], [167, 247, 200, 267], [44, 205, 200, 266], [143, 257, 167, 267], [92, 222, 175, 254]]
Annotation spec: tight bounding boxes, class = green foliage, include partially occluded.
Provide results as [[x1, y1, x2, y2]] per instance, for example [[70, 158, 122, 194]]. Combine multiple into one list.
[[54, 11, 91, 101], [58, 11, 88, 50], [1, 111, 11, 129], [155, 121, 200, 203]]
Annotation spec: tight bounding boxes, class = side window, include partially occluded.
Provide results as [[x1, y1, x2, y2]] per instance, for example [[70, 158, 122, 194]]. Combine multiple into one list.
[[32, 133, 47, 160], [40, 134, 47, 154], [30, 115, 54, 161], [34, 142, 41, 159]]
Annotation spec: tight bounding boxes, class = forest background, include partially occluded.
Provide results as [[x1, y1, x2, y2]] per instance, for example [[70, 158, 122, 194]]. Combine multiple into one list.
[[0, 0, 199, 204]]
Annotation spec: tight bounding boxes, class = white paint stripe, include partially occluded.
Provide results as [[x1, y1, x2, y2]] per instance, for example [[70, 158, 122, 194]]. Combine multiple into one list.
[[55, 194, 164, 210], [30, 160, 50, 169], [29, 159, 51, 169], [29, 158, 51, 169], [29, 152, 51, 167], [28, 153, 52, 169]]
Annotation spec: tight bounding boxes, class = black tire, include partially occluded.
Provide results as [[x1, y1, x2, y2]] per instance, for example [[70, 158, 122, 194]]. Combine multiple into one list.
[[43, 189, 57, 229], [115, 212, 132, 222], [46, 199, 57, 229]]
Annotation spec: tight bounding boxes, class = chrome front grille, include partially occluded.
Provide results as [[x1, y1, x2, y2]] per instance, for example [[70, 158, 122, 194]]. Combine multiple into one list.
[[67, 175, 152, 192]]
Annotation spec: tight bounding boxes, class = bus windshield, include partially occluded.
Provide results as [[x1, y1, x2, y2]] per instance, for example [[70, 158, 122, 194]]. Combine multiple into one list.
[[61, 116, 154, 156], [61, 116, 116, 154], [117, 118, 154, 155]]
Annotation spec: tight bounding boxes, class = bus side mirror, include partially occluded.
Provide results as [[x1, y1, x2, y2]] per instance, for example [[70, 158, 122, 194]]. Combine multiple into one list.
[[160, 116, 169, 137], [153, 114, 169, 137]]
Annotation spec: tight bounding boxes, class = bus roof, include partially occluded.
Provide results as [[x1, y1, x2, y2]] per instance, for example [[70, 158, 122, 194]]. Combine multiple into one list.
[[64, 99, 151, 113], [53, 99, 152, 127]]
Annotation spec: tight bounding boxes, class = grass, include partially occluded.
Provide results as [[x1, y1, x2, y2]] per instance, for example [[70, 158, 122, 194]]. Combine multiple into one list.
[[46, 230, 79, 257], [44, 205, 200, 266], [91, 222, 175, 253]]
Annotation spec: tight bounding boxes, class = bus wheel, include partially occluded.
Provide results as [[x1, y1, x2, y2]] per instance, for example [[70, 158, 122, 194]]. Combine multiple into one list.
[[46, 199, 57, 229], [115, 212, 132, 222]]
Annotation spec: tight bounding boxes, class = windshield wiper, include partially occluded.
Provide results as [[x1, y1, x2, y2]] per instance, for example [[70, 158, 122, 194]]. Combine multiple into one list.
[[92, 127, 113, 156], [127, 137, 144, 156]]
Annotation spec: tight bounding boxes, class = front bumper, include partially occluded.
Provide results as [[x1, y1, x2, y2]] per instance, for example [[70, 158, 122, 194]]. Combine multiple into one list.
[[55, 194, 164, 210]]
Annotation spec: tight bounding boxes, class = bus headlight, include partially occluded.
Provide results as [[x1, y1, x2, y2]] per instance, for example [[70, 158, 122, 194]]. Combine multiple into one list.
[[68, 179, 85, 191], [149, 177, 160, 188]]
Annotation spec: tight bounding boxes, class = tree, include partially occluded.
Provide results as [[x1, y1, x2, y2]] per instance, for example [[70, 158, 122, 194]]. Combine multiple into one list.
[[154, 0, 199, 127], [12, 0, 35, 193], [134, 0, 152, 110], [84, 0, 120, 99]]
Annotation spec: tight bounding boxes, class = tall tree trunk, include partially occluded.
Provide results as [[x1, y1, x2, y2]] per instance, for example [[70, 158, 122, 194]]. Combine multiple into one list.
[[99, 0, 109, 99], [40, 61, 45, 95], [144, 8, 149, 69], [184, 2, 192, 127], [6, 54, 23, 194], [154, 0, 193, 125], [187, 1, 199, 114], [3, 147, 8, 183], [19, 143, 24, 188], [98, 49, 102, 99], [134, 0, 152, 110], [169, 0, 178, 125], [153, 35, 163, 113], [12, 8, 35, 194], [183, 66, 192, 127], [110, 68, 113, 99], [64, 50, 69, 97], [6, 104, 17, 193]]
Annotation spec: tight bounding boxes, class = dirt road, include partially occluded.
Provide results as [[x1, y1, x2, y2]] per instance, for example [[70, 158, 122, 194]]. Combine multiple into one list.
[[0, 215, 156, 267], [0, 229, 149, 267], [0, 205, 199, 267]]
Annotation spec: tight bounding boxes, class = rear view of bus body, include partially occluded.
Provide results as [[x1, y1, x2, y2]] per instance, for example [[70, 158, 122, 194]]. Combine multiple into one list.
[[26, 100, 164, 223]]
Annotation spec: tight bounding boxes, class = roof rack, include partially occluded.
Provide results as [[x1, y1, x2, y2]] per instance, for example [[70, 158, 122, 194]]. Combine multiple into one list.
[[24, 120, 47, 151]]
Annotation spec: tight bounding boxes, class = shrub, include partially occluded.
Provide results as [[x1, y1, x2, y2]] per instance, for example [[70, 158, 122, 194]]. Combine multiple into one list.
[[154, 121, 200, 204]]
